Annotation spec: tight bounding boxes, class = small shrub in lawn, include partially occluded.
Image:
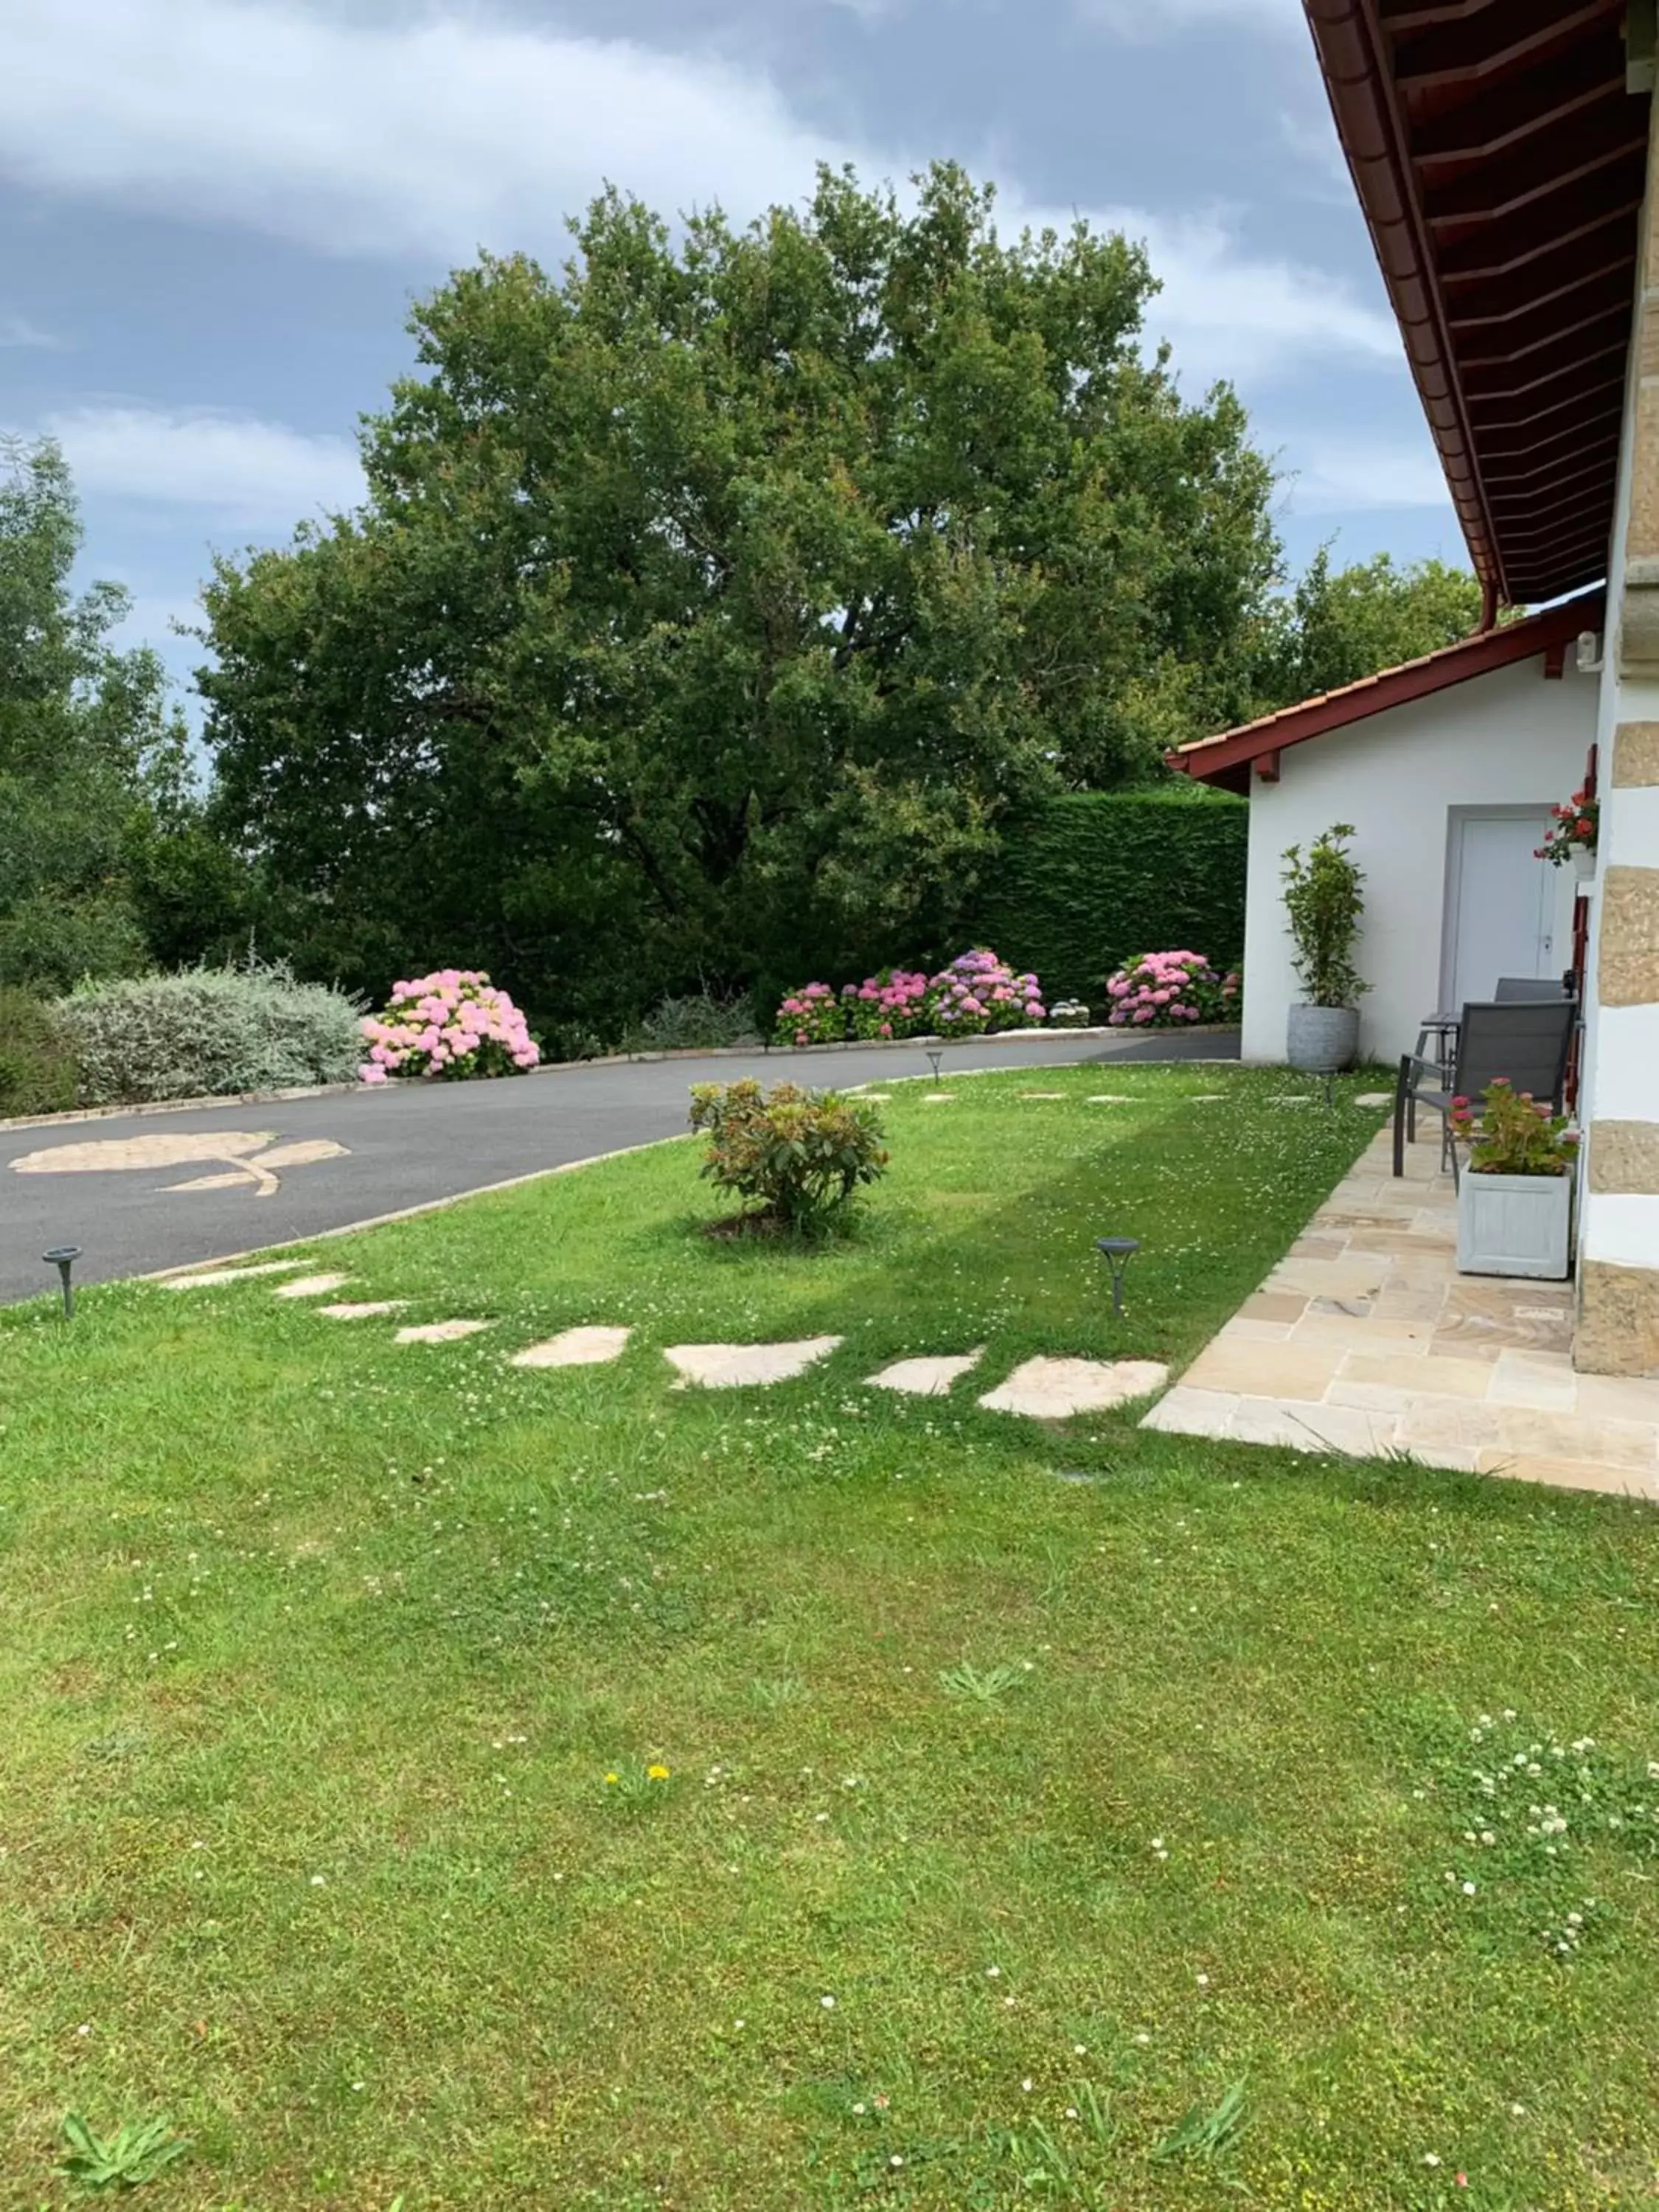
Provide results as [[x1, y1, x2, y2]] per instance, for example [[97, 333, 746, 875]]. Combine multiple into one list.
[[360, 969, 540, 1083], [843, 968, 931, 1041], [0, 988, 80, 1116], [58, 960, 364, 1105], [689, 1079, 888, 1235], [771, 982, 844, 1047], [925, 949, 1046, 1037], [1104, 950, 1239, 1028]]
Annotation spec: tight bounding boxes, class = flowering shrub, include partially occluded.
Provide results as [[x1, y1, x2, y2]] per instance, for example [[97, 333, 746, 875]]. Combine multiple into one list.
[[1104, 951, 1239, 1027], [844, 969, 931, 1041], [924, 950, 1046, 1036], [689, 1079, 888, 1234], [1450, 1077, 1579, 1176], [773, 951, 1047, 1042], [359, 970, 540, 1084], [1536, 789, 1599, 867], [771, 982, 845, 1048]]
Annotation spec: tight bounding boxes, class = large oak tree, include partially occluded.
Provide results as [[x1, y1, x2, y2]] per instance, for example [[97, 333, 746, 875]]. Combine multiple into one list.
[[200, 164, 1282, 1031]]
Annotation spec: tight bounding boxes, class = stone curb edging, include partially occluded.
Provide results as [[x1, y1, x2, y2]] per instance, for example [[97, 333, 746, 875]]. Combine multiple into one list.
[[1, 1026, 1241, 1135]]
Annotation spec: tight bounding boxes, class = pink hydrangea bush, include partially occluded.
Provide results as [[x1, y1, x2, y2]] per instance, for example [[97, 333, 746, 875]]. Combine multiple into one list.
[[1104, 951, 1239, 1028], [359, 969, 540, 1084], [844, 968, 931, 1041], [925, 949, 1046, 1037], [771, 981, 845, 1048]]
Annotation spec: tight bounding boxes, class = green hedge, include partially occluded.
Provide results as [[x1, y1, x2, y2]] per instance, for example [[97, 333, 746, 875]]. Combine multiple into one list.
[[970, 790, 1248, 1012]]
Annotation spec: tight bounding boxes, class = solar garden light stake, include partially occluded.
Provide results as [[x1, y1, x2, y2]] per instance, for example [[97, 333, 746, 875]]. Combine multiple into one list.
[[1094, 1236, 1141, 1318], [925, 1048, 945, 1089], [43, 1245, 81, 1321]]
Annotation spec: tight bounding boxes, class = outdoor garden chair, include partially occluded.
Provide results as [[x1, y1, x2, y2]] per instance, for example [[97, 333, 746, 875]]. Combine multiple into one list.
[[1495, 975, 1573, 1001], [1393, 996, 1575, 1183]]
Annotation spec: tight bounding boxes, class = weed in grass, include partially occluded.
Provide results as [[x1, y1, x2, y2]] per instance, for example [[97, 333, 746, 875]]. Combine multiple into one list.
[[59, 2112, 188, 2193], [939, 1659, 1029, 1704], [751, 1674, 809, 1709], [1152, 2078, 1248, 2162]]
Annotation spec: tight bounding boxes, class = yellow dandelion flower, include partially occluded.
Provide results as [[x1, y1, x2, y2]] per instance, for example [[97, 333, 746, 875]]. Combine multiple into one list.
[[647, 1764, 670, 1781], [604, 1773, 619, 1786]]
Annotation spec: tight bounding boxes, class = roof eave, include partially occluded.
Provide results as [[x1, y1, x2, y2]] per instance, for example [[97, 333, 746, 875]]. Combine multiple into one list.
[[1303, 0, 1512, 608]]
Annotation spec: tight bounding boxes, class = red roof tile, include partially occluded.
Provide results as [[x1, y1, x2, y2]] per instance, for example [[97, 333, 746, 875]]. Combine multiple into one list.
[[1170, 590, 1604, 789]]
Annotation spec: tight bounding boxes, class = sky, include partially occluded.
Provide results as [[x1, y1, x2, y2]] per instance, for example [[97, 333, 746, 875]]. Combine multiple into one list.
[[0, 0, 1467, 703]]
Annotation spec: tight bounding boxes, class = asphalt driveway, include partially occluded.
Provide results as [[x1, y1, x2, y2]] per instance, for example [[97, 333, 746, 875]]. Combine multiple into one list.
[[0, 1029, 1238, 1303]]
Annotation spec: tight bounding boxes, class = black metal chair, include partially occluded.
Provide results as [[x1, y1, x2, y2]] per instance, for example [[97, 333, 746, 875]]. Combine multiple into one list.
[[1394, 997, 1575, 1181]]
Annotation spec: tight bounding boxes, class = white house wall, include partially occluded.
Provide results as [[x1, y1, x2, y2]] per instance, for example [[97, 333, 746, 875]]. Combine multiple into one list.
[[1239, 656, 1597, 1068]]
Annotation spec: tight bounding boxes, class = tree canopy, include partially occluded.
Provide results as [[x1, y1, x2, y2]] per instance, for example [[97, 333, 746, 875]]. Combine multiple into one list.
[[0, 438, 192, 992], [1253, 547, 1484, 709], [199, 164, 1283, 1032]]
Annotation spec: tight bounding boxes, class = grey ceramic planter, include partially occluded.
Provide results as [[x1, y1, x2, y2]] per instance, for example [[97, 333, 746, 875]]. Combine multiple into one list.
[[1286, 1004, 1360, 1072]]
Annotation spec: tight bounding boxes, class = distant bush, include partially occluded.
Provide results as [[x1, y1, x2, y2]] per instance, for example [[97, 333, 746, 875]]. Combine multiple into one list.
[[689, 1079, 888, 1235], [623, 991, 762, 1054], [843, 969, 932, 1042], [360, 970, 540, 1084], [772, 949, 1046, 1046], [1105, 950, 1239, 1029], [772, 983, 846, 1047], [0, 989, 80, 1117], [58, 961, 364, 1105]]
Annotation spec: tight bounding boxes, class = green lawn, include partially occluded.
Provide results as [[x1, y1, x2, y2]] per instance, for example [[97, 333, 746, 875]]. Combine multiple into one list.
[[4, 1065, 1659, 2211]]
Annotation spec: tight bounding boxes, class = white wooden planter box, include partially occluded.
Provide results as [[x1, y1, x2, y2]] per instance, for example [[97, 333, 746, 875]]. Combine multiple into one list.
[[1456, 1170, 1573, 1280]]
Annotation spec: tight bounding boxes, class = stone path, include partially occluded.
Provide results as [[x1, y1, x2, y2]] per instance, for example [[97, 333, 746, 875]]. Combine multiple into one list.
[[1143, 1125, 1659, 1500], [159, 1266, 1166, 1422]]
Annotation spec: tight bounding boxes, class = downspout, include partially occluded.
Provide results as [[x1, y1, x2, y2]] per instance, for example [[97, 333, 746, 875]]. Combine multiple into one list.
[[1478, 575, 1498, 633]]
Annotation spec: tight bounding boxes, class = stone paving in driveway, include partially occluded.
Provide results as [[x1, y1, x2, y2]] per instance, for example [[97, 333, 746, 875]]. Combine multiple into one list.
[[1142, 1125, 1659, 1502]]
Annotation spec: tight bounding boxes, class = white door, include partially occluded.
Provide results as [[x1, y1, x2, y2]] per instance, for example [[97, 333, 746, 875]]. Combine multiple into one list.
[[1444, 810, 1557, 1012]]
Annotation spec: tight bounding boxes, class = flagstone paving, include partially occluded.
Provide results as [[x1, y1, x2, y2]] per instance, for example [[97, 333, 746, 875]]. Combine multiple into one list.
[[664, 1338, 843, 1388], [1142, 1125, 1659, 1501], [320, 1300, 407, 1321], [867, 1350, 984, 1397], [979, 1356, 1170, 1419], [512, 1326, 632, 1370], [395, 1319, 493, 1345], [271, 1273, 352, 1298]]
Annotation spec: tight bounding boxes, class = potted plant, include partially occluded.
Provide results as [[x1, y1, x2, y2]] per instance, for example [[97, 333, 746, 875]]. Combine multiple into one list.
[[1281, 824, 1366, 1071], [1450, 1078, 1579, 1279], [1534, 789, 1599, 884]]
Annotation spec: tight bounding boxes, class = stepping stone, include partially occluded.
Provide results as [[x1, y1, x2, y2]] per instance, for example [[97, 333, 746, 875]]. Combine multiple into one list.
[[512, 1326, 632, 1370], [320, 1300, 407, 1321], [395, 1319, 493, 1344], [1191, 1093, 1226, 1102], [159, 1260, 313, 1290], [272, 1273, 352, 1298], [978, 1356, 1169, 1419], [1085, 1094, 1134, 1104], [663, 1338, 842, 1388], [1354, 1092, 1392, 1107], [1020, 1091, 1066, 1100], [923, 1093, 956, 1104], [1269, 1096, 1315, 1106], [867, 1349, 984, 1397], [855, 1093, 894, 1102]]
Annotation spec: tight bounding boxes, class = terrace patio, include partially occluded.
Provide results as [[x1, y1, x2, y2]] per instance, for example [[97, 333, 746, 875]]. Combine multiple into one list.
[[1145, 1124, 1659, 1499]]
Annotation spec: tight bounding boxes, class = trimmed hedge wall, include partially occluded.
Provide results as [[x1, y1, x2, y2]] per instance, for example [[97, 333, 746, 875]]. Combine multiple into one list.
[[970, 789, 1248, 1012]]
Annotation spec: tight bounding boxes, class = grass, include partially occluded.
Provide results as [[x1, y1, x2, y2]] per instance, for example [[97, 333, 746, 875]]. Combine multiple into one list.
[[2, 1062, 1658, 2210]]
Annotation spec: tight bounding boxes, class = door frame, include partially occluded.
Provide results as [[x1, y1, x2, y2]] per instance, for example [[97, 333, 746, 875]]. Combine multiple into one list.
[[1438, 802, 1557, 1014]]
